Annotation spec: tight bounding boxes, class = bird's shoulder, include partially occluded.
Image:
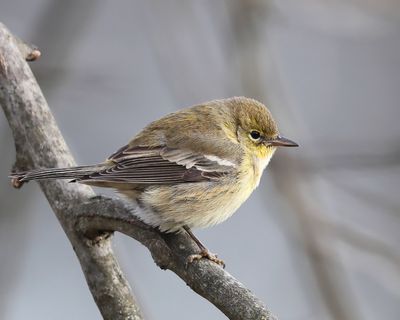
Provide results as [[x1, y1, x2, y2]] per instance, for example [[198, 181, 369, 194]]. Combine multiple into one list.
[[122, 103, 243, 165]]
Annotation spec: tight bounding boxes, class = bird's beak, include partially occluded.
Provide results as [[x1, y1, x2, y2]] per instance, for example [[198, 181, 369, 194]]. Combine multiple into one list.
[[266, 135, 299, 147]]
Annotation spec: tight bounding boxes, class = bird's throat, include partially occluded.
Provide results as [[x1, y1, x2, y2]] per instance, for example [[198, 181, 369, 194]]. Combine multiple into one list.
[[249, 147, 276, 188]]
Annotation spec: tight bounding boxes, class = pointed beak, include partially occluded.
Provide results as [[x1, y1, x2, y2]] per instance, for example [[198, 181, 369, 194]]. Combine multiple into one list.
[[266, 135, 299, 147]]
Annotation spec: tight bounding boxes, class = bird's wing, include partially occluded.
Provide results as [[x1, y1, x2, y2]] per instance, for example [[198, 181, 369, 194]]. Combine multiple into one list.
[[79, 145, 236, 184]]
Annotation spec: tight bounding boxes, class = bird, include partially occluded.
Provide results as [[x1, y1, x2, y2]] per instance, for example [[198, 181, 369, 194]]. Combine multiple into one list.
[[10, 97, 298, 267]]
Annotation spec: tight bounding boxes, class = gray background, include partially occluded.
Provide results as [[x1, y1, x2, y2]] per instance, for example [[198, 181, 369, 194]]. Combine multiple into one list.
[[1, 1, 399, 319]]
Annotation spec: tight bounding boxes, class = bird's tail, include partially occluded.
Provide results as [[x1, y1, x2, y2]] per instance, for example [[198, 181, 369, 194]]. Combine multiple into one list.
[[9, 164, 107, 184]]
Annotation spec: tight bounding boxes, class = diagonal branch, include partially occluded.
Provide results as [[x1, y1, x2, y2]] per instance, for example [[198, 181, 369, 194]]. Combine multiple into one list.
[[0, 22, 275, 320], [0, 22, 143, 320]]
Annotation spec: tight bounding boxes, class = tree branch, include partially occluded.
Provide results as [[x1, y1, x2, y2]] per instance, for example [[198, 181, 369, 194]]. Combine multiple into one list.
[[0, 22, 275, 320], [0, 22, 143, 320]]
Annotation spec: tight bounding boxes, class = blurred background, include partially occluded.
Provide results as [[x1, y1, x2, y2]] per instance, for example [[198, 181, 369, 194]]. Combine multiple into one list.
[[1, 1, 400, 319]]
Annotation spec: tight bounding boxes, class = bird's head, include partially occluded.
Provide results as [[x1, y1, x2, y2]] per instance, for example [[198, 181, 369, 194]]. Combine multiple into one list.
[[230, 97, 298, 159]]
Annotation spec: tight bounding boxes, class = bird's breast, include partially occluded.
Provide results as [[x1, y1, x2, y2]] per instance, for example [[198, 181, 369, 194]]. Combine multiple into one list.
[[242, 147, 276, 189], [130, 148, 276, 232]]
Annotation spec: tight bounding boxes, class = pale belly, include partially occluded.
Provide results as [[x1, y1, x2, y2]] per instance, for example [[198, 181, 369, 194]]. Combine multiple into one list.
[[129, 150, 275, 233], [133, 179, 255, 232]]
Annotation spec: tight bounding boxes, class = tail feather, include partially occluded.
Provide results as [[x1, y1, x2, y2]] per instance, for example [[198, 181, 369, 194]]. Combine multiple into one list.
[[9, 164, 107, 183]]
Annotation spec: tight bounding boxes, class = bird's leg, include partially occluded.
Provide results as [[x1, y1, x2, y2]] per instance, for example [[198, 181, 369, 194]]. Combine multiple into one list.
[[183, 226, 225, 268]]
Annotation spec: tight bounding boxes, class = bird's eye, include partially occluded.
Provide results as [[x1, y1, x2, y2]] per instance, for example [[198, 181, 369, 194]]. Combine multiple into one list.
[[250, 130, 261, 141]]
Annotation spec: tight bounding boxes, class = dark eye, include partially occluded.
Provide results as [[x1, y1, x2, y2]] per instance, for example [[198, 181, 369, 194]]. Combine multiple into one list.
[[250, 130, 261, 141]]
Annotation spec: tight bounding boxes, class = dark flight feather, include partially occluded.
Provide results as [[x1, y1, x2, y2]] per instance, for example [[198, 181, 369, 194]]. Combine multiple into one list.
[[78, 145, 235, 184]]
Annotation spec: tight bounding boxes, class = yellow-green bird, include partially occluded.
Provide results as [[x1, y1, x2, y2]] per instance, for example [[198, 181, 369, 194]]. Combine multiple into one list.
[[11, 97, 298, 266]]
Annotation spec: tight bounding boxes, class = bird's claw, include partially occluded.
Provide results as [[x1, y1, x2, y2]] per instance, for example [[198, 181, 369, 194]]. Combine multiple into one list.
[[187, 249, 225, 268]]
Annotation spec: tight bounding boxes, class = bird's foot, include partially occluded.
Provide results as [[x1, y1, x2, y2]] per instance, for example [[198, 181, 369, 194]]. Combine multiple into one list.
[[187, 249, 225, 268]]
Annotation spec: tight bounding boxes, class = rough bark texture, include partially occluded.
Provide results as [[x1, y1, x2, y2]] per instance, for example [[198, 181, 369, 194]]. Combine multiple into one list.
[[0, 22, 276, 320], [0, 23, 143, 320]]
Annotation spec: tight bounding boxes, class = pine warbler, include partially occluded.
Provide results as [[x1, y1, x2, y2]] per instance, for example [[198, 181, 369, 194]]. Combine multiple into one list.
[[11, 97, 297, 266]]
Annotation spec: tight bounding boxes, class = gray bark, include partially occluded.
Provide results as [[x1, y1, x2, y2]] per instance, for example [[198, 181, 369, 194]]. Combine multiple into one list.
[[0, 22, 275, 320]]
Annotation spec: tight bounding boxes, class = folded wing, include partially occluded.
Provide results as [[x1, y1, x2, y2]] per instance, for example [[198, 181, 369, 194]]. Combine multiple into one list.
[[78, 145, 236, 184]]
